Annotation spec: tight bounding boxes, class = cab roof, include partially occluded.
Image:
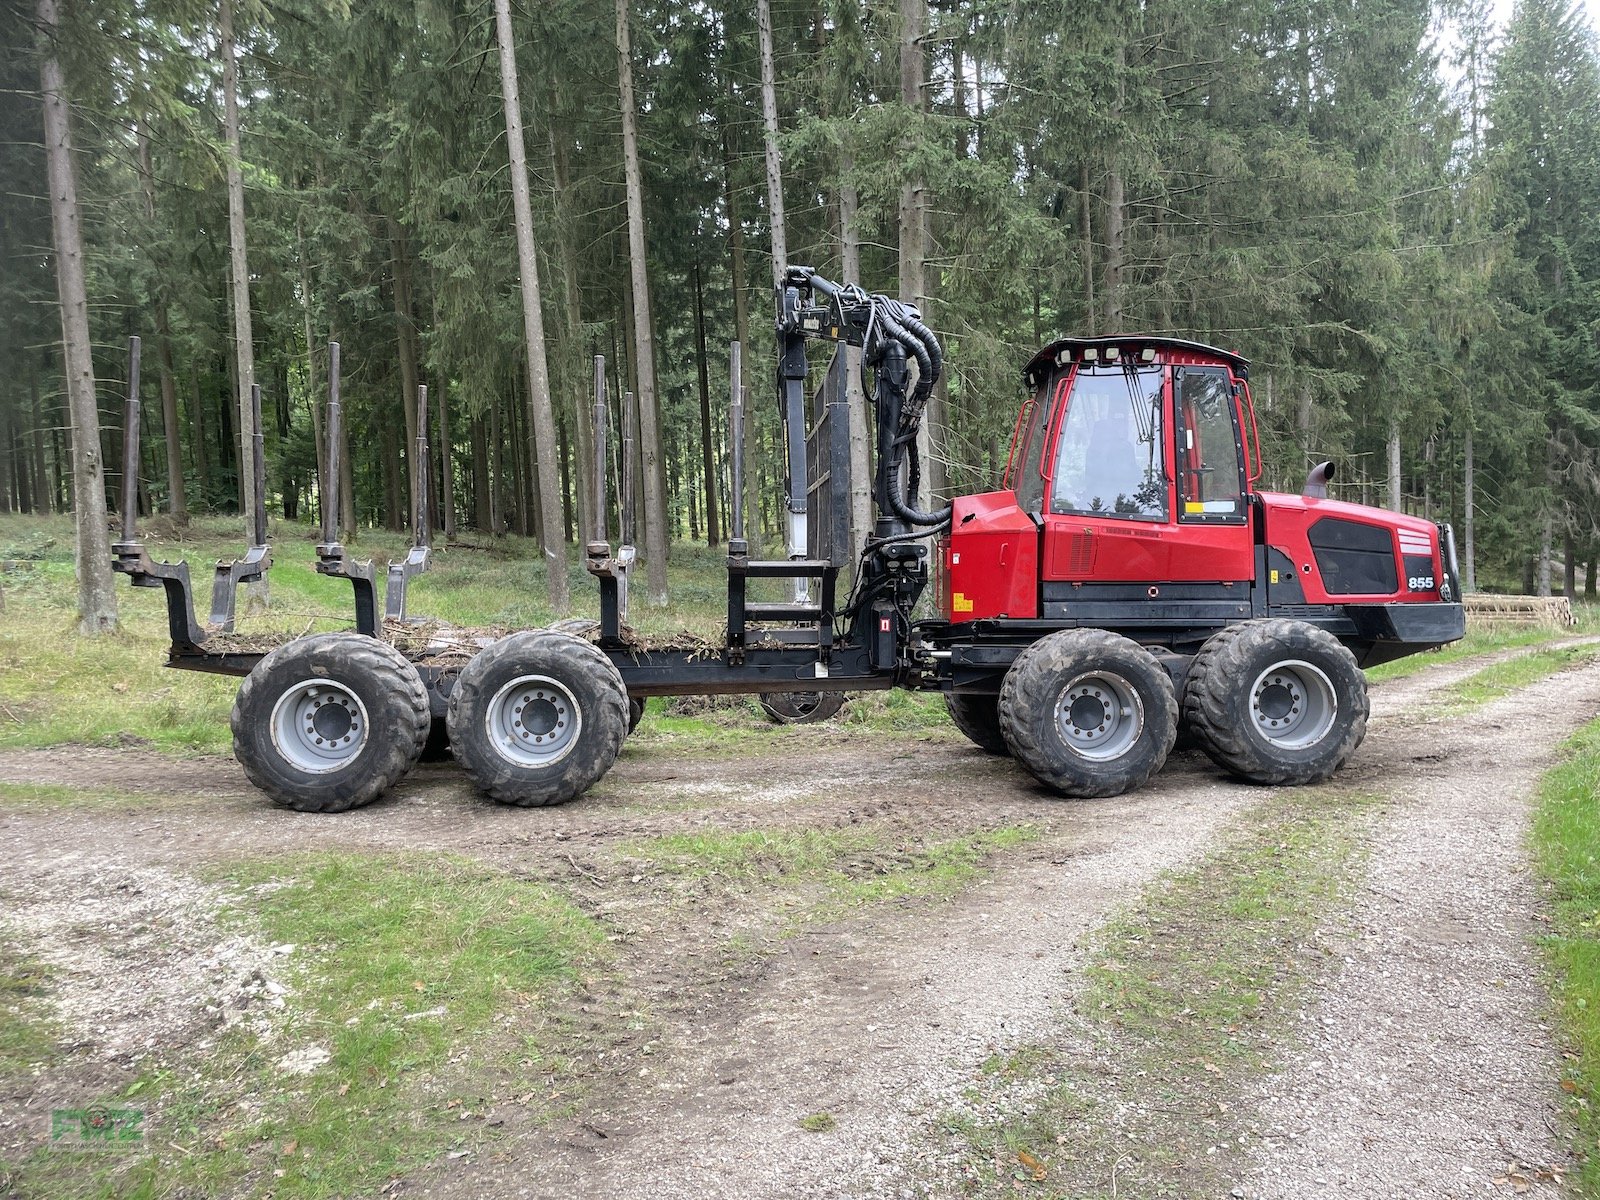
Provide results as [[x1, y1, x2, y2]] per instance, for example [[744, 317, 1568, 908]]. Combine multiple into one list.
[[1022, 336, 1249, 388]]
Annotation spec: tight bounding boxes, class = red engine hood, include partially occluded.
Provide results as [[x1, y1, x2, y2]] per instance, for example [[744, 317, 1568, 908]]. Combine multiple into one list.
[[1257, 490, 1438, 538]]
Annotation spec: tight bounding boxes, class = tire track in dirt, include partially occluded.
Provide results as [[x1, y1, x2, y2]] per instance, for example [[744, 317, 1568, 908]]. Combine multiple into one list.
[[1238, 658, 1600, 1199], [1366, 633, 1600, 722], [413, 654, 1597, 1200]]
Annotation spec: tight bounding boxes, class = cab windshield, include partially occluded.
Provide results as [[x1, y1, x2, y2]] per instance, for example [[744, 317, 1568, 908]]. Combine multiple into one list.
[[1049, 365, 1167, 520]]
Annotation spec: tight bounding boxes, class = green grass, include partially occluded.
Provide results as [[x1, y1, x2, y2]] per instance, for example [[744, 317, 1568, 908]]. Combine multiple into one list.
[[1365, 628, 1567, 683], [4, 852, 607, 1200], [1531, 719, 1600, 1195], [941, 787, 1381, 1197], [629, 824, 1038, 915], [0, 930, 57, 1078], [797, 1112, 837, 1133], [0, 781, 197, 810], [1438, 642, 1600, 712], [0, 513, 953, 756]]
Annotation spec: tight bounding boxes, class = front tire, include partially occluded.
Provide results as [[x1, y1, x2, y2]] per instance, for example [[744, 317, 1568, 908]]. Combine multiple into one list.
[[447, 630, 629, 806], [231, 633, 430, 812], [944, 693, 1009, 756], [1183, 619, 1368, 785], [999, 630, 1177, 798]]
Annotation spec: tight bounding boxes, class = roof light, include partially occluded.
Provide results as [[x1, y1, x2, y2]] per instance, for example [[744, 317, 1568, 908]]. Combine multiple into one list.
[[1056, 349, 1072, 366], [1083, 347, 1099, 362], [1105, 346, 1121, 362], [1139, 347, 1156, 363]]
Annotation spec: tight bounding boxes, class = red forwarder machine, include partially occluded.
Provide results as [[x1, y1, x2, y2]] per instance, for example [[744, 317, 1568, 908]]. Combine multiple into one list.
[[113, 269, 1465, 812]]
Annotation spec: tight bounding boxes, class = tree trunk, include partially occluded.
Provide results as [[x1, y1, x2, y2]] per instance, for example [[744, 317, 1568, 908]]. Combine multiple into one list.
[[721, 114, 759, 555], [757, 0, 788, 286], [693, 261, 720, 546], [489, 386, 504, 536], [472, 410, 491, 531], [1103, 44, 1127, 328], [900, 0, 941, 505], [493, 0, 571, 610], [1103, 154, 1125, 327], [839, 155, 872, 559], [190, 368, 209, 502], [38, 0, 117, 633], [298, 226, 324, 517], [1080, 173, 1095, 326], [389, 217, 420, 521], [382, 422, 402, 531], [1537, 442, 1554, 598], [136, 127, 187, 525], [0, 402, 14, 513], [559, 414, 572, 543], [29, 366, 51, 514], [1387, 417, 1403, 512], [549, 114, 593, 548], [1537, 515, 1552, 597], [221, 0, 263, 602], [616, 0, 670, 604], [1563, 527, 1577, 601], [437, 375, 455, 539], [1462, 413, 1476, 592], [338, 391, 355, 538]]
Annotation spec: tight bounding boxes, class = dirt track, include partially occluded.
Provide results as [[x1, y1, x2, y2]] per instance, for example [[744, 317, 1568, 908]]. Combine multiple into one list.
[[1, 643, 1596, 1198]]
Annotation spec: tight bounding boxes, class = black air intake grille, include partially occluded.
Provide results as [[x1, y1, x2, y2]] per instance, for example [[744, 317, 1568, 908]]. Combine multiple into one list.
[[1309, 517, 1397, 595]]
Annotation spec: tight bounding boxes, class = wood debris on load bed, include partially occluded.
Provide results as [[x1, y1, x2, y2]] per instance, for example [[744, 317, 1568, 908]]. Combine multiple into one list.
[[191, 619, 792, 667]]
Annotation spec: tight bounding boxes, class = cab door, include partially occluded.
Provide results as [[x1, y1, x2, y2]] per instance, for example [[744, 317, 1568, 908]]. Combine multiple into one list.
[[1039, 359, 1254, 588], [1164, 365, 1255, 582], [1039, 360, 1177, 584]]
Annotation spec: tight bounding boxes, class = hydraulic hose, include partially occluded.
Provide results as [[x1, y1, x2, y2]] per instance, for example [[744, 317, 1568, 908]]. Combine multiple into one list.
[[888, 439, 953, 527]]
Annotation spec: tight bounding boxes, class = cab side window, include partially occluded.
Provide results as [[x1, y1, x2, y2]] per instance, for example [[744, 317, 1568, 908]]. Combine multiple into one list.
[[1175, 367, 1245, 522]]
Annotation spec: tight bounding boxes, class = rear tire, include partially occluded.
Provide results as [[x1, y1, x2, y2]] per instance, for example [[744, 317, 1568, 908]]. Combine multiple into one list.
[[447, 630, 629, 806], [944, 693, 1009, 756], [998, 630, 1177, 798], [1183, 619, 1368, 785], [555, 620, 645, 737], [231, 633, 430, 813], [758, 691, 847, 723]]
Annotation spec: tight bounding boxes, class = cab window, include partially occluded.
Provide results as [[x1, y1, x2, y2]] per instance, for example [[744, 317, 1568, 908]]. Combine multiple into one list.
[[1175, 367, 1245, 522], [1009, 377, 1055, 513], [1048, 365, 1167, 521]]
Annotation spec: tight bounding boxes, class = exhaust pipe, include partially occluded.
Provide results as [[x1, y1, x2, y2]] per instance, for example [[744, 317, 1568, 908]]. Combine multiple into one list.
[[1304, 460, 1336, 499]]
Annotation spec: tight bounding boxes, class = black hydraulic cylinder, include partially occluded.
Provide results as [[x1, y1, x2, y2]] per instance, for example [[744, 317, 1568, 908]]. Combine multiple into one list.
[[778, 294, 809, 554]]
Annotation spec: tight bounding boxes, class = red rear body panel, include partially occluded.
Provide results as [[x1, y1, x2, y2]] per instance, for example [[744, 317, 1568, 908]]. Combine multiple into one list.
[[946, 491, 1039, 619]]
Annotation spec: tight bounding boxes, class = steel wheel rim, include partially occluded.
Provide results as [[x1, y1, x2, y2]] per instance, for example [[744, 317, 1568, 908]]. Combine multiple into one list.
[[1249, 659, 1337, 750], [269, 678, 370, 774], [486, 674, 582, 767], [1054, 671, 1145, 761], [785, 692, 825, 718]]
